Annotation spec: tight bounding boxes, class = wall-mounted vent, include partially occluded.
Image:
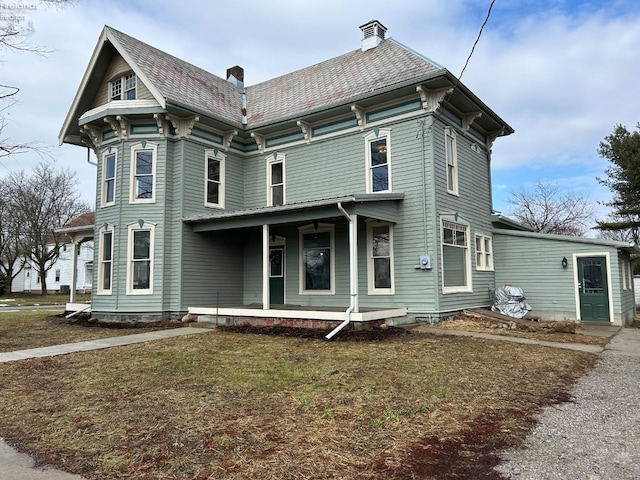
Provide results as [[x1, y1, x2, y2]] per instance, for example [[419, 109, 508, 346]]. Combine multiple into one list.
[[359, 20, 387, 51]]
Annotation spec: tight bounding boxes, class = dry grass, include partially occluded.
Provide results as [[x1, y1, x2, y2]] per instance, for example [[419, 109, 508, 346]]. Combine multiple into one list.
[[0, 310, 167, 352], [437, 316, 610, 346], [0, 326, 597, 480]]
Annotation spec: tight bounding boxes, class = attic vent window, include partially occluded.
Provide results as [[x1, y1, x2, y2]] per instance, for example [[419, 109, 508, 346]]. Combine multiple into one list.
[[110, 72, 137, 101]]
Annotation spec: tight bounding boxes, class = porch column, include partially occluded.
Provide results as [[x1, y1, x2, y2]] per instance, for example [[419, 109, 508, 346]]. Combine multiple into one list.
[[262, 224, 270, 310], [69, 236, 78, 303], [350, 213, 359, 313]]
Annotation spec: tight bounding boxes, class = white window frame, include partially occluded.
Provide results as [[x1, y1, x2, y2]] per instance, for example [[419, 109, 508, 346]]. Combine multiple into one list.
[[299, 223, 335, 295], [55, 269, 61, 283], [129, 142, 157, 204], [101, 149, 117, 207], [110, 72, 136, 101], [204, 149, 226, 209], [364, 129, 392, 193], [445, 127, 459, 196], [98, 226, 115, 295], [126, 221, 155, 295], [441, 217, 471, 293], [267, 152, 286, 206], [475, 233, 494, 271], [366, 221, 395, 294]]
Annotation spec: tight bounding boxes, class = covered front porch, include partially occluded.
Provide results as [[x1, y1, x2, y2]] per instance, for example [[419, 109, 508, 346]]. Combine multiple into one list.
[[184, 194, 406, 337]]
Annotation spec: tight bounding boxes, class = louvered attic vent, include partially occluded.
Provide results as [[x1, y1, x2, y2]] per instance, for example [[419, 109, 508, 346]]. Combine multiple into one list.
[[360, 20, 387, 51]]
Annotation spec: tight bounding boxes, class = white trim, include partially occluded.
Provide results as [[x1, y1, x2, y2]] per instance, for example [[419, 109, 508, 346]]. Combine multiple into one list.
[[440, 216, 472, 293], [445, 126, 459, 196], [101, 149, 117, 207], [366, 221, 395, 295], [474, 233, 494, 271], [97, 226, 115, 295], [126, 221, 156, 295], [266, 152, 286, 206], [204, 149, 226, 209], [364, 129, 392, 194], [129, 142, 158, 204], [299, 223, 335, 295], [572, 252, 614, 323], [189, 306, 407, 322]]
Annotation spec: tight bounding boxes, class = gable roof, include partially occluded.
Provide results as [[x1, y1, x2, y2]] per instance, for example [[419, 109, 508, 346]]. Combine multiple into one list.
[[60, 24, 513, 145]]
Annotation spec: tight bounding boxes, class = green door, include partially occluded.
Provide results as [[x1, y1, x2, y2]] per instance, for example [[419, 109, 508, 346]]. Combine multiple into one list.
[[269, 246, 285, 305], [577, 256, 610, 322]]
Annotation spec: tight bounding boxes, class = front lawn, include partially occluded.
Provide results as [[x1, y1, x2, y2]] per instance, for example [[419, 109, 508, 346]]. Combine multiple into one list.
[[0, 310, 168, 352], [0, 327, 597, 479], [0, 292, 91, 307]]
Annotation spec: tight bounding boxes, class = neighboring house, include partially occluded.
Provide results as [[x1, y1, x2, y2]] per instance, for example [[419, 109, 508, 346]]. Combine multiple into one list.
[[10, 242, 94, 294], [59, 21, 637, 329], [11, 212, 96, 295]]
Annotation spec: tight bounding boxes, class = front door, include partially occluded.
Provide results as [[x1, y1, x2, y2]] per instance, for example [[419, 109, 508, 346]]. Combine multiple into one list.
[[577, 256, 610, 322], [269, 246, 285, 305]]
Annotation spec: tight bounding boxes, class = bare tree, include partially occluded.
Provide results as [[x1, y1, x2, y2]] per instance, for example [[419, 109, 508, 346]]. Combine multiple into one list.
[[507, 181, 595, 236], [1, 1, 75, 159], [0, 185, 29, 293], [4, 162, 90, 294]]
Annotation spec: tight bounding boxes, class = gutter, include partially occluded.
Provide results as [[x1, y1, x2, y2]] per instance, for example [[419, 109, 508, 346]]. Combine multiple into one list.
[[326, 202, 357, 340]]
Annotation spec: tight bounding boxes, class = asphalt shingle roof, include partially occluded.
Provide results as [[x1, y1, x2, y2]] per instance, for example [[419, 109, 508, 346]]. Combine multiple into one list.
[[107, 27, 444, 129]]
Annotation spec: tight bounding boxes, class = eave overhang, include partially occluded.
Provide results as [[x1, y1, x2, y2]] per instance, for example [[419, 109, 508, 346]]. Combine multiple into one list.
[[492, 228, 640, 255], [183, 193, 404, 232]]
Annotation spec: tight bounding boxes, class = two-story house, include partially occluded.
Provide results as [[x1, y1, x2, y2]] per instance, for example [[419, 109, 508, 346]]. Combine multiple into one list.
[[59, 21, 637, 331]]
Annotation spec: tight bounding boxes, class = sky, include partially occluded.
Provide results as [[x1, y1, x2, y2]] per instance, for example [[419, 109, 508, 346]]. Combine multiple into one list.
[[1, 0, 639, 231]]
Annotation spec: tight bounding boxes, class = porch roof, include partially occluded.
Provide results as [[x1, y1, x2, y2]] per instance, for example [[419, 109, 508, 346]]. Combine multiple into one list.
[[183, 193, 404, 232]]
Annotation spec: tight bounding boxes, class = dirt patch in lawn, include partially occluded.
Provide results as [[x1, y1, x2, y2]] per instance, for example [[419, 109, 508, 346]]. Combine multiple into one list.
[[0, 327, 597, 479], [436, 315, 610, 346]]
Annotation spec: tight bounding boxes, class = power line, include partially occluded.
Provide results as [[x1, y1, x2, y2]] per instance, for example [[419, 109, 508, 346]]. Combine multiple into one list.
[[458, 0, 496, 82]]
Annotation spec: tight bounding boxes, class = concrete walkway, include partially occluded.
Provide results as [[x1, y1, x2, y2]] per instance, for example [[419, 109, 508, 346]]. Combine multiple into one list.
[[0, 324, 637, 479], [0, 326, 211, 363]]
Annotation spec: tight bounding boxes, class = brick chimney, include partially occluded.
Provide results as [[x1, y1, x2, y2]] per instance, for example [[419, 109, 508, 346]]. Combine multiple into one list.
[[226, 65, 244, 89], [359, 20, 387, 51]]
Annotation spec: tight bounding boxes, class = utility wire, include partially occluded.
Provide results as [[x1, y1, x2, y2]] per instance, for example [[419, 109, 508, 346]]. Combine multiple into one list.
[[458, 0, 496, 82]]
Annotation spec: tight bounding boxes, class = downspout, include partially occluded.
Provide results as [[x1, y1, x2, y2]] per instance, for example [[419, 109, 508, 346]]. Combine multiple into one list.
[[326, 202, 356, 340], [87, 147, 97, 166]]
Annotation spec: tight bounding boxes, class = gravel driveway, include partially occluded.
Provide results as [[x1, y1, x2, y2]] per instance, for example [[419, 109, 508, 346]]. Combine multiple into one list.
[[495, 328, 640, 480]]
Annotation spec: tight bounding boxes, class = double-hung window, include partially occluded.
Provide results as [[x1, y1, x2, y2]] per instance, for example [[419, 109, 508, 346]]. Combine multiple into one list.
[[205, 149, 225, 208], [365, 129, 392, 193], [441, 219, 471, 293], [130, 142, 157, 203], [98, 227, 114, 294], [367, 221, 394, 294], [102, 150, 117, 207], [126, 221, 155, 295], [475, 234, 493, 271], [445, 127, 458, 195], [299, 224, 335, 294], [110, 72, 136, 101], [267, 153, 285, 206]]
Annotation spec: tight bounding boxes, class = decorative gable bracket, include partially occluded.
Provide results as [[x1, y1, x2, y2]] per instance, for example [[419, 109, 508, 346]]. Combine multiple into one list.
[[104, 115, 129, 140], [223, 130, 238, 150], [486, 128, 506, 151], [166, 114, 199, 137], [351, 104, 365, 129], [251, 132, 265, 153], [462, 112, 482, 132], [297, 120, 311, 143], [416, 86, 453, 113], [154, 114, 170, 136], [82, 124, 102, 150]]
